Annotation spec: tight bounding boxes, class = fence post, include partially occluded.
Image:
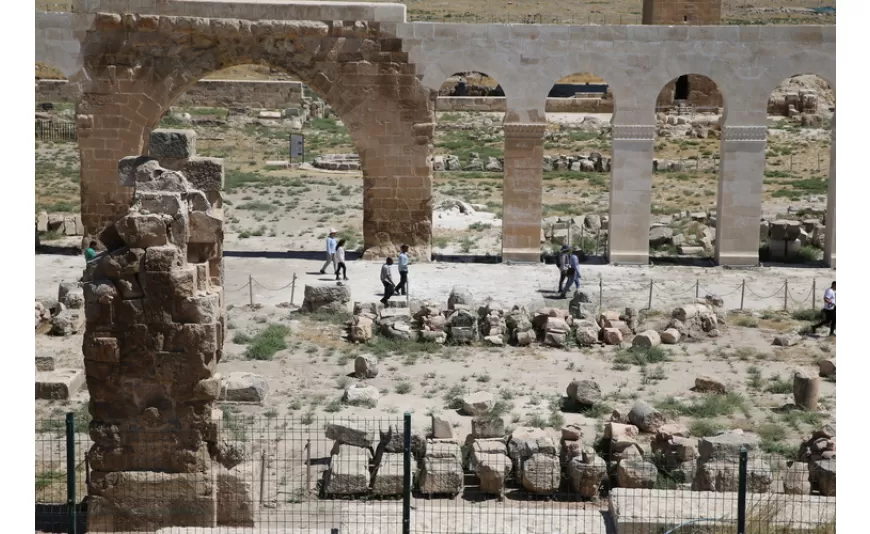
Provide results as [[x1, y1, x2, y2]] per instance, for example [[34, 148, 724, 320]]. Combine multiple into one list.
[[740, 279, 745, 310], [737, 448, 748, 534], [812, 278, 817, 310], [599, 276, 603, 311], [402, 412, 412, 534], [290, 273, 297, 306], [66, 412, 77, 534], [647, 280, 653, 310], [695, 279, 699, 300], [784, 279, 789, 312], [249, 274, 254, 308]]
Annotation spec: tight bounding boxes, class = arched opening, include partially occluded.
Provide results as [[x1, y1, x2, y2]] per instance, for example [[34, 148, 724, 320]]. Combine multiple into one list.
[[35, 62, 80, 245], [432, 72, 506, 257], [760, 74, 835, 265], [651, 74, 724, 262], [155, 63, 363, 254], [542, 72, 613, 261]]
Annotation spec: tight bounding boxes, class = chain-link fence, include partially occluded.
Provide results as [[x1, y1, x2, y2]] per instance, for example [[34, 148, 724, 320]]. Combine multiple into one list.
[[35, 413, 836, 533]]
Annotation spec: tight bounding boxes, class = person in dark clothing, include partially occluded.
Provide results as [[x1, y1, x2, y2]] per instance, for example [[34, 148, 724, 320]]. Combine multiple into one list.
[[84, 241, 98, 262], [380, 257, 396, 305], [811, 281, 836, 336], [557, 245, 570, 293]]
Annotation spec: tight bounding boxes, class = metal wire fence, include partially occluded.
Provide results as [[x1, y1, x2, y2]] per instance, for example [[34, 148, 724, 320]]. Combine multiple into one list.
[[34, 413, 836, 533]]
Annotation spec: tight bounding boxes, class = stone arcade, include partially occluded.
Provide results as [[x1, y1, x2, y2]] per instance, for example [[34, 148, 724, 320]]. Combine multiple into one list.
[[36, 0, 835, 267]]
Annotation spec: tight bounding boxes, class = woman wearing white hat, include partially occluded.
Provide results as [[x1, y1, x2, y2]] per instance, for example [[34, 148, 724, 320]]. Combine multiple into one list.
[[319, 228, 338, 275]]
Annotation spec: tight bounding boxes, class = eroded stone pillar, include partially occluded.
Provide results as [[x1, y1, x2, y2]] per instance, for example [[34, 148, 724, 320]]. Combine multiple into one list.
[[824, 115, 835, 268], [608, 125, 655, 264], [501, 123, 548, 263], [82, 157, 252, 531], [715, 125, 767, 266]]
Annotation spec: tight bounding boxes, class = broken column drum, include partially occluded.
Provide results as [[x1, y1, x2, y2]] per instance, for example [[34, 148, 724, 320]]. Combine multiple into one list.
[[81, 152, 239, 531]]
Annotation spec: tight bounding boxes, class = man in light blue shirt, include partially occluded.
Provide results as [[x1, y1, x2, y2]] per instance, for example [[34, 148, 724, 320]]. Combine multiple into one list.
[[560, 249, 581, 298], [319, 228, 338, 275], [395, 244, 410, 296]]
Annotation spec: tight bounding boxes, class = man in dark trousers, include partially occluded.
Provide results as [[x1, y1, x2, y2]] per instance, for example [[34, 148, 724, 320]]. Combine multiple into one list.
[[380, 257, 396, 305], [557, 245, 570, 294], [395, 244, 410, 296], [812, 281, 836, 336]]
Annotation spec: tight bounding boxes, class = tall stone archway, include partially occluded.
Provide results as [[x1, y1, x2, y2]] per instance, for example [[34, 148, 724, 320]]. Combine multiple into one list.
[[76, 13, 435, 259]]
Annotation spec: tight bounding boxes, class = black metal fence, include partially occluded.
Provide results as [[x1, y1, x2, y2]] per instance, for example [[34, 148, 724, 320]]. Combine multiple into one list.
[[36, 412, 836, 533], [36, 120, 77, 142]]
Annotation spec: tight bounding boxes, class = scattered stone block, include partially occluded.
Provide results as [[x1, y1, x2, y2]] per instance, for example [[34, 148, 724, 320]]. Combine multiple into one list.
[[774, 333, 801, 347], [567, 379, 602, 407], [617, 458, 658, 489], [632, 330, 661, 348], [325, 422, 375, 449], [472, 416, 505, 439], [811, 458, 836, 496], [660, 328, 681, 344], [431, 414, 453, 439], [793, 368, 820, 411], [521, 453, 560, 494], [603, 327, 623, 345], [50, 309, 83, 336], [783, 462, 812, 495], [217, 463, 257, 527], [462, 391, 494, 416], [476, 453, 509, 496], [301, 284, 351, 313], [35, 355, 56, 372], [325, 445, 371, 495], [698, 430, 761, 460], [35, 369, 84, 400], [221, 372, 268, 403], [342, 383, 380, 407], [818, 358, 836, 378], [354, 355, 378, 378], [149, 129, 197, 159], [628, 400, 665, 433], [568, 454, 607, 497], [695, 375, 728, 394], [371, 452, 403, 496], [420, 456, 463, 496]]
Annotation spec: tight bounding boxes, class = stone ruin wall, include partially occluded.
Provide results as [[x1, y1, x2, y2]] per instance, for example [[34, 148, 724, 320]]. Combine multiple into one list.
[[80, 130, 256, 531], [36, 78, 304, 109]]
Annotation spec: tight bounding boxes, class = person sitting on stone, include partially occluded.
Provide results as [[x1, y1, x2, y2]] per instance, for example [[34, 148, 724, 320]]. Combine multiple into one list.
[[84, 241, 98, 263]]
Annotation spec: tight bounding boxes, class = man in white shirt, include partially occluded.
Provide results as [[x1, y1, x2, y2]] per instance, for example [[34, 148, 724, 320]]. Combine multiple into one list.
[[812, 281, 836, 336], [395, 245, 410, 296], [380, 257, 396, 305], [319, 228, 338, 275]]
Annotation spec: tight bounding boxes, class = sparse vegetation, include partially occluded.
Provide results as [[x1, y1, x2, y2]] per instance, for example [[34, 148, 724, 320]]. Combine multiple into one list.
[[244, 324, 290, 360]]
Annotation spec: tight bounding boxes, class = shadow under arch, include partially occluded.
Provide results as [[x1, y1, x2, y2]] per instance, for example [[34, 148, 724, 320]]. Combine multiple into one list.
[[654, 73, 726, 114], [75, 19, 435, 259], [431, 70, 507, 257]]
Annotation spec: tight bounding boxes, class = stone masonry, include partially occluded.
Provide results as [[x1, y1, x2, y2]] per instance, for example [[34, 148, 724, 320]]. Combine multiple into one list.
[[81, 151, 252, 530], [37, 1, 835, 267]]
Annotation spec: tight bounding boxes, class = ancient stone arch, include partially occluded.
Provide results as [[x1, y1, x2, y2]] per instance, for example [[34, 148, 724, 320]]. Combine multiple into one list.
[[75, 13, 435, 260]]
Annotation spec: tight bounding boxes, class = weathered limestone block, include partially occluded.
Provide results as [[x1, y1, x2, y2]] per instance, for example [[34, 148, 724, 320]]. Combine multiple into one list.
[[149, 129, 197, 159], [372, 452, 403, 496], [695, 375, 728, 394], [35, 355, 56, 372], [476, 453, 510, 496], [574, 319, 601, 345], [350, 315, 374, 342], [810, 458, 836, 496], [469, 439, 508, 471], [431, 414, 453, 439], [448, 286, 474, 310], [354, 354, 378, 378], [568, 454, 607, 497], [521, 453, 560, 494], [660, 328, 681, 344], [88, 471, 216, 532], [326, 422, 375, 449], [507, 427, 551, 478], [462, 391, 494, 416], [698, 431, 761, 460], [472, 416, 505, 439], [217, 463, 257, 527], [628, 400, 665, 433], [50, 309, 84, 336], [616, 458, 658, 489], [447, 308, 478, 344], [632, 330, 661, 348], [420, 456, 463, 496], [301, 284, 351, 313], [220, 372, 268, 403], [693, 458, 773, 493], [793, 368, 821, 411], [325, 445, 371, 495], [783, 462, 812, 495], [183, 157, 225, 192], [342, 383, 380, 407], [567, 379, 602, 407], [818, 358, 836, 378], [35, 369, 84, 400]]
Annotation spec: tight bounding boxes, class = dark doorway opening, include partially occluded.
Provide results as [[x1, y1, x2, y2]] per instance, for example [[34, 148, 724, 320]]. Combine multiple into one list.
[[675, 75, 690, 100]]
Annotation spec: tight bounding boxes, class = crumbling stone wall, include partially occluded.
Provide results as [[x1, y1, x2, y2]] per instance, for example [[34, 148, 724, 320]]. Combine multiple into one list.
[[81, 155, 246, 531], [76, 13, 434, 260]]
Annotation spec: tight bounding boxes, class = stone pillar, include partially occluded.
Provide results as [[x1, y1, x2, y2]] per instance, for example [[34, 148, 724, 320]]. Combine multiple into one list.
[[501, 123, 548, 263], [824, 115, 835, 268], [82, 157, 251, 531], [715, 125, 767, 266], [608, 124, 655, 264]]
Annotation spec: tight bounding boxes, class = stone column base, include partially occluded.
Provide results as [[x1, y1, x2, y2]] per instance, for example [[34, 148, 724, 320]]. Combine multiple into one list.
[[501, 248, 541, 264], [715, 251, 759, 267], [608, 250, 650, 265]]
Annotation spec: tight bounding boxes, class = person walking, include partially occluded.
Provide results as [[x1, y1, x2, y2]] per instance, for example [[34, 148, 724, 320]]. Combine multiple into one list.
[[556, 245, 570, 293], [560, 249, 581, 298], [319, 229, 338, 275], [395, 245, 410, 296], [334, 239, 348, 281], [811, 281, 836, 336], [380, 257, 396, 305]]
